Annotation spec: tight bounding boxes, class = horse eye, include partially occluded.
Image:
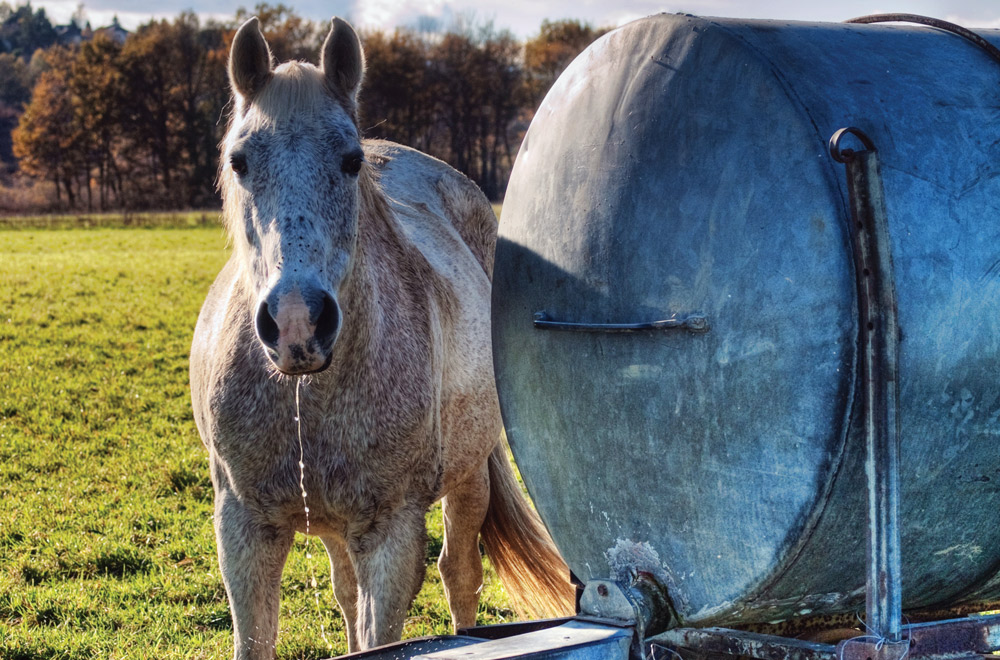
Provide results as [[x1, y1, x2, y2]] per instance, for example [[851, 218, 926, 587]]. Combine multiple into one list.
[[230, 153, 249, 177], [341, 153, 364, 176]]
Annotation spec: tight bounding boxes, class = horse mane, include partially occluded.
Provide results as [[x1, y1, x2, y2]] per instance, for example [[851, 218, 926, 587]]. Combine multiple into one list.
[[358, 163, 392, 237]]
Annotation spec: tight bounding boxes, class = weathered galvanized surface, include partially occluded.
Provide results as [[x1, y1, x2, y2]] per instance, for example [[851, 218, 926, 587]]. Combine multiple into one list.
[[646, 613, 1000, 660], [416, 621, 631, 660], [649, 627, 838, 660], [492, 14, 1000, 627], [331, 636, 484, 660]]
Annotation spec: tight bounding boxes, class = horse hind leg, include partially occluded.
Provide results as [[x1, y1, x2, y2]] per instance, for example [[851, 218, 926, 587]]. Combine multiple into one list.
[[320, 534, 360, 653], [438, 462, 490, 631]]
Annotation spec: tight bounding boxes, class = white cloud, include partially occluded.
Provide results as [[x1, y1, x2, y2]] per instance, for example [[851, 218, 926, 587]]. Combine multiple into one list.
[[351, 0, 448, 30], [26, 0, 1000, 36], [944, 14, 1000, 29], [32, 1, 230, 29], [31, 0, 78, 25], [88, 9, 232, 30], [605, 11, 655, 28]]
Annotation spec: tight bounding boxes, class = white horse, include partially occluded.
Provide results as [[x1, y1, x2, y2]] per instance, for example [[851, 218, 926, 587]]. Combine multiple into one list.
[[190, 17, 573, 660]]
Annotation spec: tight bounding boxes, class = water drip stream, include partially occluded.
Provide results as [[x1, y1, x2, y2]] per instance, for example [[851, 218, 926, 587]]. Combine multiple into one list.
[[295, 377, 310, 534], [295, 376, 334, 651]]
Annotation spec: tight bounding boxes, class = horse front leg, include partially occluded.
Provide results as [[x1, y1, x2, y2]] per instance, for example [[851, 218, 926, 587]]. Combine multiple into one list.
[[215, 488, 295, 660], [351, 503, 428, 649], [320, 534, 360, 653], [438, 463, 490, 630]]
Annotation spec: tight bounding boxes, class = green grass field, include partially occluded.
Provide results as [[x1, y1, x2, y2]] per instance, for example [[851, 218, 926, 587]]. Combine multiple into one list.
[[0, 221, 513, 659]]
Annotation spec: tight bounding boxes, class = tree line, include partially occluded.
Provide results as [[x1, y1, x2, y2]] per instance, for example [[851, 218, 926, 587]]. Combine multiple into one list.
[[0, 1, 606, 212]]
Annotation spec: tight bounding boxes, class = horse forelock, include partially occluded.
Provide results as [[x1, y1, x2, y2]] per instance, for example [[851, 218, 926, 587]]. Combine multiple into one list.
[[250, 62, 345, 125]]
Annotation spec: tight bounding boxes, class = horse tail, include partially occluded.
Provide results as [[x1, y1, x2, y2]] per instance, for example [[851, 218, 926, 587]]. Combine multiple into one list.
[[480, 440, 576, 619]]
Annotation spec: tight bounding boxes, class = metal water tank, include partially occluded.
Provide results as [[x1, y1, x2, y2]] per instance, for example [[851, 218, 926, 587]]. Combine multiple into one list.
[[492, 14, 1000, 626]]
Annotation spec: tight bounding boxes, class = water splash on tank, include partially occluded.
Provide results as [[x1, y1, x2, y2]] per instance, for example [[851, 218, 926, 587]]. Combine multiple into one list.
[[605, 538, 670, 587]]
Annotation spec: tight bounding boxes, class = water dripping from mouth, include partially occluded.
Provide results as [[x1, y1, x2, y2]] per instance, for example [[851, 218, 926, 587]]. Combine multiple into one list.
[[295, 376, 334, 652], [295, 377, 310, 534]]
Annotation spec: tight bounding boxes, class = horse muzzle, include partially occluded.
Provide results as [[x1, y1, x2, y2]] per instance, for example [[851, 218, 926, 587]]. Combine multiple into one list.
[[254, 284, 341, 374]]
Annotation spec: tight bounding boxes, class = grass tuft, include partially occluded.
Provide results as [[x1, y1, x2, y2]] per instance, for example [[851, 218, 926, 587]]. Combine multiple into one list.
[[93, 548, 152, 579]]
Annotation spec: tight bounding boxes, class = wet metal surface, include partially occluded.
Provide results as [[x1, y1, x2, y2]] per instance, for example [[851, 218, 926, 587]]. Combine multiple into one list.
[[458, 619, 577, 641]]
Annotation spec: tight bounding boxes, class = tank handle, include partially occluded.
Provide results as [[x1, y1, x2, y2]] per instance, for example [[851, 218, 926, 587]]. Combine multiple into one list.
[[845, 13, 1000, 65], [533, 311, 709, 334]]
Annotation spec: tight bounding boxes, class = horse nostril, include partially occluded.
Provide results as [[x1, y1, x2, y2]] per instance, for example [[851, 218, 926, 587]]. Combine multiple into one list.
[[314, 294, 341, 348], [255, 300, 280, 351]]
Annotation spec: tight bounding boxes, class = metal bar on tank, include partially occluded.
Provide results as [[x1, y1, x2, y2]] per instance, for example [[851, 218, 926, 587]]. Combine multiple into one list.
[[830, 128, 903, 643], [532, 311, 709, 333]]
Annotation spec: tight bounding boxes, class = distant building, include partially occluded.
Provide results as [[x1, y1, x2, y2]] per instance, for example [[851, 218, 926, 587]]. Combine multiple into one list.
[[93, 17, 128, 45], [54, 22, 86, 46], [55, 17, 128, 47]]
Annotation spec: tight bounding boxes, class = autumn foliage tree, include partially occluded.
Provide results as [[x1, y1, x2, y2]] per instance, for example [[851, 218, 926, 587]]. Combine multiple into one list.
[[523, 19, 608, 105], [7, 3, 607, 211], [0, 51, 32, 171], [361, 24, 526, 199], [235, 3, 321, 62], [360, 29, 435, 151], [70, 35, 124, 210], [118, 13, 229, 208], [0, 2, 53, 174], [12, 47, 80, 205], [0, 2, 56, 59], [13, 13, 231, 210]]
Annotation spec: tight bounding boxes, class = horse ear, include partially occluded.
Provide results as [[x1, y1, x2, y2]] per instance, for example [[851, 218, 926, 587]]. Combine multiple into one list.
[[229, 17, 273, 99], [321, 17, 365, 106]]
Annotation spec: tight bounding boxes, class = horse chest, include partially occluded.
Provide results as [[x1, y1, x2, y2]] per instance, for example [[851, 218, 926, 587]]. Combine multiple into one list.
[[207, 368, 442, 526]]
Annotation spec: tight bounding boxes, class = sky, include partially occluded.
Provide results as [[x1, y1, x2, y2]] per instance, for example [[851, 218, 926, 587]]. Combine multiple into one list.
[[26, 0, 1000, 38]]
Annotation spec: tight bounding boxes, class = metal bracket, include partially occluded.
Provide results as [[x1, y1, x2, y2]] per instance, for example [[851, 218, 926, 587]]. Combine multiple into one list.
[[580, 575, 676, 645], [533, 312, 709, 334], [830, 127, 903, 643]]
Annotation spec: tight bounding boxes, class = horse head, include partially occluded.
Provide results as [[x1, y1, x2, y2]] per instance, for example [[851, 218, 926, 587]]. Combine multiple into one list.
[[221, 16, 366, 375]]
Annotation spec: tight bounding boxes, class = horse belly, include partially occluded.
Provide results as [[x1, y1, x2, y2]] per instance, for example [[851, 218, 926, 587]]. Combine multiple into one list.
[[393, 211, 501, 495]]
